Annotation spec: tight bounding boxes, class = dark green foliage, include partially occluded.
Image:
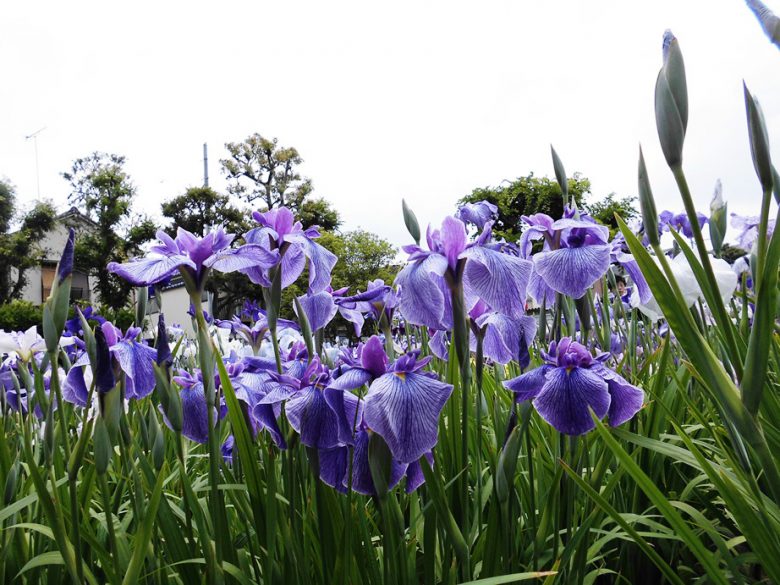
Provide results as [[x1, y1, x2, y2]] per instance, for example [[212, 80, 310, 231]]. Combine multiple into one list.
[[0, 300, 43, 330], [720, 243, 748, 264], [586, 192, 639, 237], [0, 179, 57, 303], [161, 186, 247, 237], [221, 133, 341, 230], [459, 173, 592, 242], [319, 229, 398, 291], [63, 153, 157, 310]]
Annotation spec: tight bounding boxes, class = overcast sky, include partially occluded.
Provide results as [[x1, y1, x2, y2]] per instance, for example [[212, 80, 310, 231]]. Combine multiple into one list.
[[1, 1, 778, 247]]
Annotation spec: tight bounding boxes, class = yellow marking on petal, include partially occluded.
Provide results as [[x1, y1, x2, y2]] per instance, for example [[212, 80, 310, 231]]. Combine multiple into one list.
[[395, 372, 407, 381]]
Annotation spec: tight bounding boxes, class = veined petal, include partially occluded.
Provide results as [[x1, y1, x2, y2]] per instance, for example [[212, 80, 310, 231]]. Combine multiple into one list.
[[473, 313, 537, 365], [203, 244, 278, 273], [350, 429, 406, 495], [178, 382, 213, 444], [110, 341, 157, 400], [287, 236, 338, 293], [286, 386, 341, 450], [527, 266, 556, 307], [364, 371, 453, 464], [252, 402, 287, 448], [533, 245, 611, 299], [463, 247, 532, 318], [323, 387, 364, 445], [395, 254, 449, 329], [318, 447, 348, 493], [62, 353, 92, 407], [532, 367, 610, 435], [108, 254, 194, 286], [503, 365, 551, 402], [296, 291, 337, 332], [592, 364, 645, 427], [327, 368, 373, 392]]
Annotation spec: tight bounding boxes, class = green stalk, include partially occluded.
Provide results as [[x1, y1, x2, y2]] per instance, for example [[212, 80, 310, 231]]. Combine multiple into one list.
[[670, 165, 743, 381], [98, 473, 121, 583]]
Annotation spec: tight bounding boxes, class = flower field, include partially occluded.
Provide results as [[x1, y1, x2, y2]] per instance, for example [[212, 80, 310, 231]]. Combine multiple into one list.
[[0, 31, 778, 585]]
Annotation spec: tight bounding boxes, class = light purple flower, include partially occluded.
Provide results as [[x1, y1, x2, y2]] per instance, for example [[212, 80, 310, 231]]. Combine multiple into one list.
[[364, 350, 453, 464], [108, 227, 278, 291], [243, 207, 337, 294], [523, 210, 611, 300], [455, 200, 498, 230], [503, 337, 644, 435]]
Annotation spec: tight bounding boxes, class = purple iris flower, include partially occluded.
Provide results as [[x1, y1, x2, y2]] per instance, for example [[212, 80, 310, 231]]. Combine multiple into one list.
[[216, 313, 299, 355], [108, 227, 278, 292], [260, 356, 347, 450], [521, 209, 611, 300], [187, 303, 214, 324], [455, 200, 498, 231], [294, 290, 338, 333], [166, 369, 216, 444], [659, 210, 708, 238], [609, 235, 651, 305], [363, 350, 453, 464], [730, 213, 776, 251], [468, 300, 537, 366], [503, 337, 644, 435], [334, 280, 400, 336], [395, 216, 532, 330], [65, 306, 105, 336], [242, 207, 337, 294], [63, 322, 157, 407]]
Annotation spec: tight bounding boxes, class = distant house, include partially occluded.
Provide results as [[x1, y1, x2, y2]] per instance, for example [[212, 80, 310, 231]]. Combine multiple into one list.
[[18, 206, 97, 305]]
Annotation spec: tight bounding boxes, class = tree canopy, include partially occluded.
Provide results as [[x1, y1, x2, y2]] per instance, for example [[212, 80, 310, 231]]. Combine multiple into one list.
[[459, 173, 592, 242], [0, 179, 56, 303], [221, 133, 341, 231], [161, 186, 247, 237], [63, 153, 156, 310]]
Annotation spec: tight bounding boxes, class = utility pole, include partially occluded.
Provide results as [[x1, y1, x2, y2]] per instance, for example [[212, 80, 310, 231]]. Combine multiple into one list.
[[25, 127, 46, 198], [203, 143, 209, 187]]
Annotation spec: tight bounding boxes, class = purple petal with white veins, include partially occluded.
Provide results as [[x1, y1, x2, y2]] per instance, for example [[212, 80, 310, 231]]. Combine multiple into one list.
[[405, 452, 433, 493], [204, 244, 278, 273], [350, 429, 406, 495], [619, 254, 652, 304], [296, 291, 337, 332], [503, 365, 552, 402], [428, 330, 449, 361], [532, 367, 610, 435], [179, 382, 212, 444], [473, 313, 537, 365], [337, 305, 365, 336], [318, 447, 348, 493], [527, 267, 556, 307], [462, 247, 532, 318], [440, 216, 468, 271], [63, 353, 91, 407], [110, 341, 157, 400], [285, 386, 341, 450], [533, 245, 611, 299], [252, 402, 287, 448], [108, 254, 194, 286], [327, 367, 373, 392], [287, 236, 337, 293], [591, 364, 645, 427], [395, 254, 449, 329], [323, 388, 364, 445], [364, 371, 453, 464]]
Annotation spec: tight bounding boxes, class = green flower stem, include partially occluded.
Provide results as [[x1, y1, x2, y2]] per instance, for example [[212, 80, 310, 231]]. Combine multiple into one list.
[[671, 165, 744, 381], [98, 472, 121, 583]]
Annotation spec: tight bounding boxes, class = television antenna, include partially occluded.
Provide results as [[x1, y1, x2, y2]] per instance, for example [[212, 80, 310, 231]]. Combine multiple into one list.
[[25, 126, 46, 198]]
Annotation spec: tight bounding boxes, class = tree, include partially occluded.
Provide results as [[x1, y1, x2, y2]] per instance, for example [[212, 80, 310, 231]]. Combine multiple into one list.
[[63, 153, 157, 310], [0, 179, 56, 303], [459, 173, 592, 242], [161, 186, 247, 237], [585, 192, 638, 237], [319, 229, 398, 291], [221, 133, 341, 230]]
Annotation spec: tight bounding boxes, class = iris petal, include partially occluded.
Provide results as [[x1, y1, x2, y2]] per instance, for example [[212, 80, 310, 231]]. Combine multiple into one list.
[[503, 365, 552, 402], [463, 247, 532, 318], [108, 254, 194, 286], [532, 367, 610, 435], [110, 341, 157, 400], [286, 386, 341, 450], [364, 372, 453, 464], [533, 245, 611, 299], [395, 254, 449, 329]]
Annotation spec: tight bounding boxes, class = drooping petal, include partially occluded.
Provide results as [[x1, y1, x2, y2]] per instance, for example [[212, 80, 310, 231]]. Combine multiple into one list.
[[618, 253, 652, 305], [527, 266, 556, 307], [532, 367, 610, 435], [503, 365, 552, 402], [178, 382, 212, 444], [591, 364, 645, 427], [285, 386, 341, 450], [323, 388, 364, 445], [405, 452, 433, 493], [110, 341, 157, 400], [364, 371, 453, 464], [462, 247, 532, 318], [360, 336, 389, 379], [395, 254, 449, 329], [428, 330, 449, 361], [326, 368, 373, 392], [533, 245, 611, 299], [252, 402, 287, 448], [108, 254, 195, 286], [286, 236, 338, 294], [295, 291, 337, 332], [318, 447, 348, 493], [440, 216, 468, 271], [62, 353, 92, 407], [350, 429, 406, 495], [473, 313, 537, 365]]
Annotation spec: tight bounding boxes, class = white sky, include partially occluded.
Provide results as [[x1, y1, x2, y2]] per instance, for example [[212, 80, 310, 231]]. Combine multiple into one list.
[[1, 1, 778, 247]]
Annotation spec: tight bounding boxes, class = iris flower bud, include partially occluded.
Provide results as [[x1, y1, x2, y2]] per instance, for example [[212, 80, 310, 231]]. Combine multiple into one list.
[[655, 30, 688, 168]]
